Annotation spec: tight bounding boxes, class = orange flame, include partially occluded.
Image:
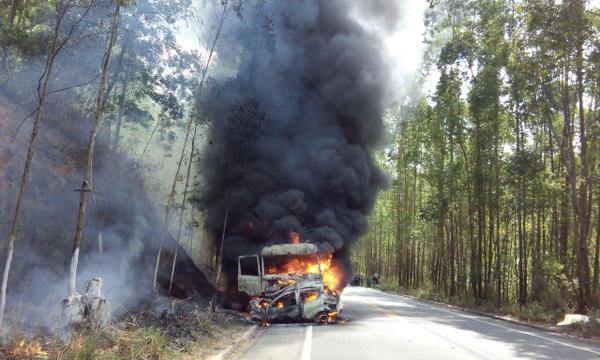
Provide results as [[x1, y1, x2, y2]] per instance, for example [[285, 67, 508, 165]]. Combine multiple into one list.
[[9, 339, 48, 357], [266, 255, 342, 290], [304, 292, 319, 302], [255, 299, 271, 308], [327, 311, 339, 323], [265, 231, 344, 290], [320, 253, 344, 291]]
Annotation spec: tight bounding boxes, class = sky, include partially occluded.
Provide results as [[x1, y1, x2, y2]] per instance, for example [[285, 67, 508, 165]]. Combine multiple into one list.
[[381, 0, 427, 81]]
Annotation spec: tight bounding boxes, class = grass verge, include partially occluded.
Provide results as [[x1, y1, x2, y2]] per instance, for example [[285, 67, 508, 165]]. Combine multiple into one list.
[[0, 298, 250, 360]]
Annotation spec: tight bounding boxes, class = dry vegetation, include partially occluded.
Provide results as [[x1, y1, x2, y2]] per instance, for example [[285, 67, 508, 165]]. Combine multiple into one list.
[[0, 298, 250, 360]]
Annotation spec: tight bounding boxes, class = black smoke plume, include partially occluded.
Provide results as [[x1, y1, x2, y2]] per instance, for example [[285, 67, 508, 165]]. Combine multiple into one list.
[[197, 1, 396, 288]]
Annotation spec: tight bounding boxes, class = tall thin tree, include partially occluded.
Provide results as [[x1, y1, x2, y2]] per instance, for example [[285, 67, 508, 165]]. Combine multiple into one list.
[[0, 0, 94, 329], [153, 0, 232, 291], [68, 0, 121, 298], [168, 121, 198, 294]]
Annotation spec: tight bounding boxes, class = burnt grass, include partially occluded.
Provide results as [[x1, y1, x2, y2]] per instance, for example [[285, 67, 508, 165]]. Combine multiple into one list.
[[0, 296, 251, 360]]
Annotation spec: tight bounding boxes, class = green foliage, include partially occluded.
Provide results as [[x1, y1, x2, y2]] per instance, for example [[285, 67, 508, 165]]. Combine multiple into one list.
[[354, 0, 600, 317]]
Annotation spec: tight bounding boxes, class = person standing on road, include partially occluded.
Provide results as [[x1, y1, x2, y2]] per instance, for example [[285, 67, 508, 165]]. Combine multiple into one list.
[[373, 272, 380, 287]]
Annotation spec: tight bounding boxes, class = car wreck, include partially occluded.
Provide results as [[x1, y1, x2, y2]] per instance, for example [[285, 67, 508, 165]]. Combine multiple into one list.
[[237, 243, 343, 324]]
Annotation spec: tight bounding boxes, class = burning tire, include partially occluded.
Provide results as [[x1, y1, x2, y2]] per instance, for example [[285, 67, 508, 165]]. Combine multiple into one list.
[[315, 311, 329, 324]]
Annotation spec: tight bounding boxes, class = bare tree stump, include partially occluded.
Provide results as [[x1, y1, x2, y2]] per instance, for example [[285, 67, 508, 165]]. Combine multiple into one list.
[[62, 277, 108, 330]]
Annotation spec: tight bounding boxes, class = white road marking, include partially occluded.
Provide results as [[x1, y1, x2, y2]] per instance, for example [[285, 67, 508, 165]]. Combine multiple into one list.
[[300, 325, 313, 360], [377, 289, 600, 356]]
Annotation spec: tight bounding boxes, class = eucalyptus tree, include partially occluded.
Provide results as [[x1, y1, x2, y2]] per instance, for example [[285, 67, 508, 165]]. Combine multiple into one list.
[[152, 0, 242, 292], [355, 0, 600, 315], [0, 0, 97, 330], [68, 0, 121, 299], [103, 0, 194, 154]]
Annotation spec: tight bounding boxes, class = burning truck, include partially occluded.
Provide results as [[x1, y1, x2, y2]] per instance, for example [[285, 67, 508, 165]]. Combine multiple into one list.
[[237, 242, 343, 324]]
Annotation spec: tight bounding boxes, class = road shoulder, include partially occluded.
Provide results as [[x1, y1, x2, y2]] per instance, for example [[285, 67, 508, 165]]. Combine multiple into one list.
[[209, 324, 261, 360]]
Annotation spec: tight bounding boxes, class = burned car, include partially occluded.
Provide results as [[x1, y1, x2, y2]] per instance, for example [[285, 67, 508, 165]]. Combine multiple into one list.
[[248, 279, 341, 324], [237, 243, 342, 324]]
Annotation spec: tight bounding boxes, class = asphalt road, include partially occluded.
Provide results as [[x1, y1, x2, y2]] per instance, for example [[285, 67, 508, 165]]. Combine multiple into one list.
[[235, 286, 600, 360]]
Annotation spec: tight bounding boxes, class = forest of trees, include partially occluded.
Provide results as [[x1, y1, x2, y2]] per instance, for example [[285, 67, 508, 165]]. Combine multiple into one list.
[[353, 0, 600, 315], [0, 0, 247, 332]]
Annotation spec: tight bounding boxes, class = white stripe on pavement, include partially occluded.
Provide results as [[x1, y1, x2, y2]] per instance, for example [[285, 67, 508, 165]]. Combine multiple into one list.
[[379, 289, 600, 357], [429, 303, 600, 356], [300, 325, 313, 360]]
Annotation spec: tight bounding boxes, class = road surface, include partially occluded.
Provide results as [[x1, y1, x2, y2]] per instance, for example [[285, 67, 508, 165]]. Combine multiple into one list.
[[235, 287, 600, 360]]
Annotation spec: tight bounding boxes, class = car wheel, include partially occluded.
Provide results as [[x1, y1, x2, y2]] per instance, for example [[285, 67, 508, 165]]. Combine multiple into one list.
[[314, 311, 329, 324]]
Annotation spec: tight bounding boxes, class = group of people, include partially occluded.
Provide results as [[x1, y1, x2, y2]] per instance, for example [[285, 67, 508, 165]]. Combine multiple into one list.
[[350, 272, 380, 287]]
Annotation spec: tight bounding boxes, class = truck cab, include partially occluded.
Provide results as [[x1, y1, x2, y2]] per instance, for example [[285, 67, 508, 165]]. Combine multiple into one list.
[[237, 243, 322, 297]]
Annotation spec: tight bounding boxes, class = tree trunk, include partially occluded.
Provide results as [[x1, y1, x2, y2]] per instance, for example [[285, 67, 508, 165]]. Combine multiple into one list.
[[557, 64, 572, 281], [458, 139, 476, 301], [111, 80, 128, 152], [68, 2, 121, 298], [152, 113, 192, 291], [168, 121, 198, 294], [532, 207, 544, 301], [98, 232, 103, 254], [8, 0, 19, 25], [516, 106, 526, 306], [494, 128, 502, 305], [153, 0, 229, 292], [187, 206, 195, 253], [0, 1, 70, 328], [593, 196, 600, 295], [575, 20, 591, 310], [395, 139, 404, 288]]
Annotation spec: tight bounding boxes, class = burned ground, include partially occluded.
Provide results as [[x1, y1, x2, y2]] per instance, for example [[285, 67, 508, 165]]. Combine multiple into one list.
[[0, 84, 212, 332]]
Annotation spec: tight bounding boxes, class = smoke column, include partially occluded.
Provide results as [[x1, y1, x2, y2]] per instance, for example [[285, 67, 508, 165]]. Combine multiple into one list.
[[198, 0, 397, 288]]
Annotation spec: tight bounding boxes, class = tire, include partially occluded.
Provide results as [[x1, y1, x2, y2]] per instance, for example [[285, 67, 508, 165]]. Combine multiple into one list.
[[315, 311, 329, 324]]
